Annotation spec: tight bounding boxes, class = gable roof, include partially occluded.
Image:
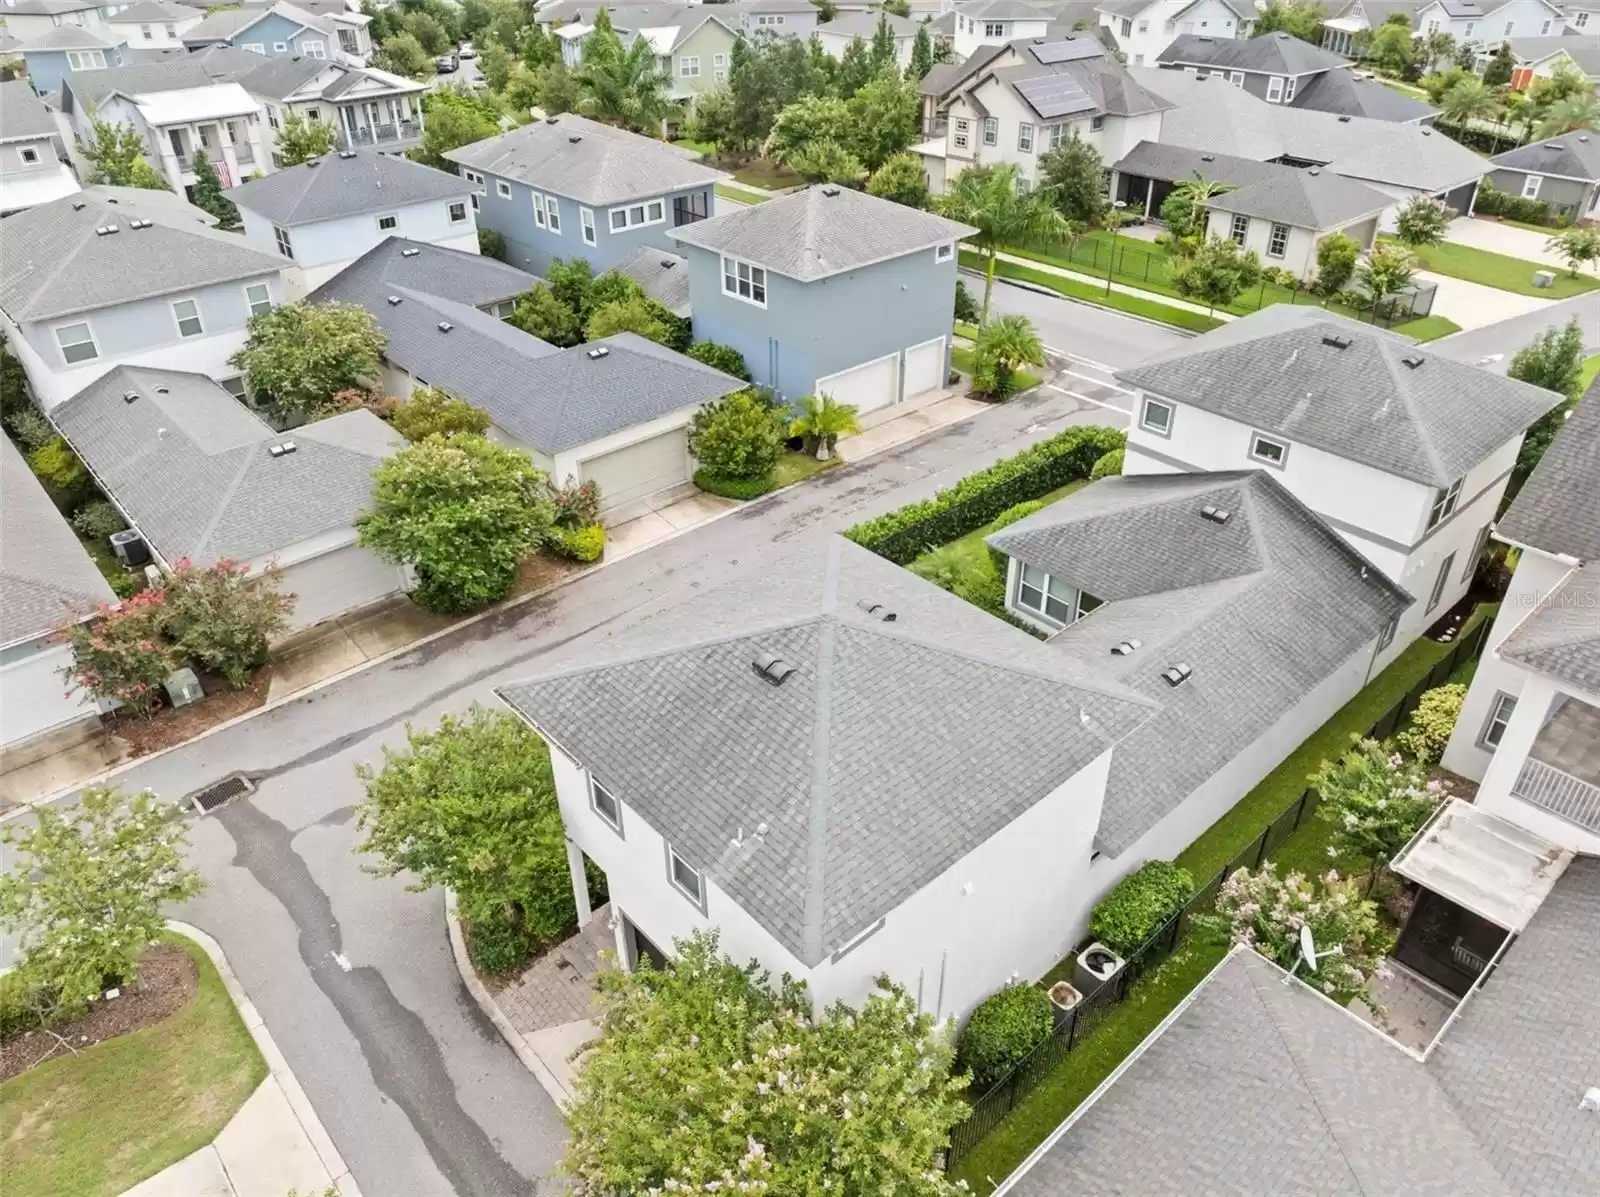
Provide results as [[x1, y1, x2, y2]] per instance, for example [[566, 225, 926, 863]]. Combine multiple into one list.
[[0, 435, 115, 648], [128, 81, 259, 125], [1203, 167, 1394, 229], [0, 191, 284, 323], [0, 79, 57, 143], [1111, 139, 1286, 188], [669, 184, 976, 282], [1497, 379, 1600, 560], [20, 24, 118, 50], [1498, 561, 1600, 693], [60, 55, 215, 110], [179, 6, 276, 42], [1490, 131, 1600, 182], [617, 246, 692, 316], [990, 471, 1408, 854], [1158, 31, 1351, 75], [972, 36, 1171, 121], [960, 0, 1049, 16], [443, 113, 725, 206], [919, 39, 1008, 98], [497, 537, 1157, 966], [1290, 65, 1437, 123], [49, 366, 403, 566], [107, 1, 205, 22], [1506, 35, 1600, 76], [226, 151, 472, 225], [817, 10, 921, 37], [1115, 307, 1565, 487]]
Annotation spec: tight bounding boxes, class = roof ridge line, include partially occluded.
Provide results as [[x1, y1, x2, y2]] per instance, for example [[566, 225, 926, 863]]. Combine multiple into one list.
[[190, 442, 264, 562], [801, 539, 843, 965], [1376, 338, 1455, 486]]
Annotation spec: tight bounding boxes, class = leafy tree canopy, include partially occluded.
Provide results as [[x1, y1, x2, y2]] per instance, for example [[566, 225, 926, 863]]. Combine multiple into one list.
[[1171, 234, 1263, 313], [228, 300, 386, 422], [415, 90, 501, 168], [866, 151, 929, 208], [275, 109, 338, 166], [79, 120, 171, 190], [1393, 195, 1451, 247], [189, 152, 241, 229], [375, 31, 435, 79], [1037, 127, 1107, 226], [1251, 0, 1325, 42], [389, 386, 492, 441], [1508, 317, 1586, 496], [585, 294, 672, 345]]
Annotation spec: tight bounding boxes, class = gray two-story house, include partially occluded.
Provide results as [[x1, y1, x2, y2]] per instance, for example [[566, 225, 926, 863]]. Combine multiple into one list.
[[670, 185, 977, 413], [0, 79, 79, 213], [444, 113, 726, 278]]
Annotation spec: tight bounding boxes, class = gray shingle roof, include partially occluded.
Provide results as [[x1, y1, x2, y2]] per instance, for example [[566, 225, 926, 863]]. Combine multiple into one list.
[[61, 56, 215, 111], [19, 23, 116, 49], [1491, 131, 1600, 182], [49, 366, 404, 565], [918, 40, 1008, 99], [498, 537, 1157, 966], [1497, 379, 1600, 560], [181, 6, 281, 42], [959, 0, 1048, 16], [1111, 139, 1285, 188], [0, 0, 96, 14], [1507, 34, 1600, 76], [0, 192, 284, 322], [227, 152, 472, 225], [1498, 562, 1600, 694], [1002, 948, 1515, 1197], [227, 52, 330, 100], [976, 38, 1172, 121], [1115, 307, 1566, 487], [1291, 66, 1437, 123], [0, 435, 116, 647], [617, 246, 691, 316], [310, 238, 743, 454], [819, 10, 921, 37], [1158, 31, 1351, 75], [0, 79, 57, 143], [1203, 167, 1394, 230], [109, 1, 205, 22], [669, 185, 976, 282], [989, 471, 1408, 855], [443, 113, 725, 206]]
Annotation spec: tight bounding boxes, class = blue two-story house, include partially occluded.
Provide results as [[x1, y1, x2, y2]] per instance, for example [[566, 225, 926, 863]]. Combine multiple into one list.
[[18, 25, 130, 98], [670, 185, 977, 413], [443, 113, 727, 278]]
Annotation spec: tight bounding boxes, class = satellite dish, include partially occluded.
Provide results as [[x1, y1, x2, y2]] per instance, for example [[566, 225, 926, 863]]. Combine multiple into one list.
[[1287, 924, 1343, 984]]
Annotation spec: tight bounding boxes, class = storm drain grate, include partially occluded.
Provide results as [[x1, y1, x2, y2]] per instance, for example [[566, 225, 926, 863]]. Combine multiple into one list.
[[190, 774, 254, 815]]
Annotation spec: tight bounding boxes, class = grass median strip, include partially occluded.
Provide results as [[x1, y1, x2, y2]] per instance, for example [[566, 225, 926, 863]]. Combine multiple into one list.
[[1384, 237, 1600, 298], [951, 345, 1041, 392], [715, 183, 771, 205], [962, 252, 1225, 333]]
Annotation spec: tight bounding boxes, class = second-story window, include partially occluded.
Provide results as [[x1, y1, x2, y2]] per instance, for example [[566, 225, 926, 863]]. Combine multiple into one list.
[[985, 21, 1006, 36], [496, 179, 511, 198], [1018, 122, 1033, 152], [55, 322, 98, 364], [140, 23, 152, 39], [172, 298, 204, 338], [377, 213, 398, 231], [679, 55, 700, 77], [1140, 396, 1173, 435], [448, 201, 467, 224], [1090, 114, 1105, 132], [590, 777, 622, 832], [609, 200, 664, 231], [1250, 432, 1288, 467], [1428, 476, 1464, 529], [274, 224, 294, 258], [722, 255, 767, 307], [935, 242, 953, 263], [953, 118, 969, 149], [20, 146, 39, 164], [581, 206, 596, 245], [245, 283, 273, 317], [982, 117, 998, 146], [668, 846, 704, 907]]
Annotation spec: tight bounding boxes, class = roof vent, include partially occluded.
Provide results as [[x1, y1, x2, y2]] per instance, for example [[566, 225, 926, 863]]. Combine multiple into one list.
[[1580, 135, 1591, 143], [73, 200, 87, 210], [386, 294, 402, 305], [94, 223, 119, 235], [751, 652, 796, 686], [545, 116, 559, 124], [1160, 663, 1194, 687], [1200, 504, 1232, 524], [1322, 333, 1351, 349], [1420, 127, 1431, 136], [154, 386, 169, 394], [1401, 353, 1425, 370], [587, 346, 610, 359], [1110, 638, 1143, 656], [568, 134, 582, 143], [306, 158, 320, 166], [1338, 115, 1352, 122], [855, 600, 897, 622], [821, 185, 841, 196], [401, 247, 421, 257], [338, 150, 356, 158], [268, 440, 297, 457], [659, 258, 676, 269], [1308, 167, 1320, 176], [1200, 154, 1214, 162], [437, 320, 453, 332], [122, 390, 139, 404]]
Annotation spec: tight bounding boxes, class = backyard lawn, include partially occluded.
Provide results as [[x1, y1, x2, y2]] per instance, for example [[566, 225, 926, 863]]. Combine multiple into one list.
[[0, 935, 267, 1197], [1384, 237, 1600, 298], [962, 252, 1226, 333], [715, 182, 771, 205]]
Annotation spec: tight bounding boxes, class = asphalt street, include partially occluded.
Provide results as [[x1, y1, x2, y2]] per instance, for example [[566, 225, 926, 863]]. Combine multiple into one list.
[[1430, 290, 1600, 373], [23, 331, 1154, 1197]]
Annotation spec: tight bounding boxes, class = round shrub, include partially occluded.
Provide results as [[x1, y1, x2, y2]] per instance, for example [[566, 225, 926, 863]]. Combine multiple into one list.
[[29, 437, 88, 500], [71, 500, 127, 542], [687, 340, 752, 382], [1090, 448, 1124, 481], [688, 389, 785, 481], [1089, 860, 1195, 957], [986, 499, 1045, 573], [958, 983, 1052, 1091], [6, 406, 55, 452], [693, 468, 776, 500], [466, 908, 532, 974], [1395, 683, 1466, 764], [549, 523, 605, 563]]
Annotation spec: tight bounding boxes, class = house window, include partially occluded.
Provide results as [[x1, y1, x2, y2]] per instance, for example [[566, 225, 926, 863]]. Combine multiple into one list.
[[1016, 564, 1077, 625], [1229, 70, 1244, 86], [1250, 432, 1288, 466], [647, 199, 663, 222], [935, 242, 953, 262], [1521, 174, 1542, 200], [674, 191, 709, 225], [982, 118, 998, 146], [54, 322, 98, 364], [1266, 223, 1289, 258], [304, 39, 326, 58], [1140, 396, 1173, 435], [532, 191, 546, 229], [1579, 12, 1590, 26], [1376, 617, 1396, 652], [19, 146, 39, 164], [448, 200, 467, 223], [1425, 552, 1456, 613], [1018, 122, 1034, 152], [581, 206, 596, 245], [589, 777, 622, 832], [1427, 476, 1463, 529], [679, 55, 700, 77], [953, 118, 970, 149], [1540, 19, 1552, 33], [1464, 524, 1490, 580], [1266, 75, 1285, 102], [273, 224, 294, 258], [1463, 22, 1474, 36], [220, 375, 248, 400], [722, 255, 767, 307], [172, 298, 204, 338], [667, 846, 703, 906], [470, 193, 480, 212], [67, 49, 107, 69], [1503, 21, 1513, 35], [140, 23, 152, 39], [986, 21, 1006, 36], [273, 41, 288, 51], [242, 42, 264, 54], [609, 201, 664, 231], [545, 195, 561, 232], [244, 282, 273, 317], [1230, 213, 1250, 245], [1090, 114, 1104, 132], [1138, 19, 1148, 32], [305, 107, 321, 123], [1479, 692, 1517, 749], [377, 213, 398, 231], [165, 23, 176, 37], [1283, 76, 1297, 102], [496, 179, 511, 198], [1120, 16, 1132, 36]]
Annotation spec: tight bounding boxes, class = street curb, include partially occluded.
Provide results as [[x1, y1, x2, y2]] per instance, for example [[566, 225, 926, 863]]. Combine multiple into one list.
[[963, 268, 1202, 337], [167, 920, 363, 1197], [442, 890, 575, 1114]]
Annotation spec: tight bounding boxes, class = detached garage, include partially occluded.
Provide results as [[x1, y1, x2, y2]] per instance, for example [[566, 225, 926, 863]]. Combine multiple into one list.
[[578, 425, 693, 514]]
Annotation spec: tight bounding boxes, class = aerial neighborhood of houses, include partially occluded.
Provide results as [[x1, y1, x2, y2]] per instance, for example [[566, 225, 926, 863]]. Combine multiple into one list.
[[1, 1, 1598, 1195]]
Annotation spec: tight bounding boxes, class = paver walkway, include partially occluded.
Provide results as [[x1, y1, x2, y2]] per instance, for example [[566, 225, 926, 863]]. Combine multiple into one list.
[[496, 908, 613, 1033]]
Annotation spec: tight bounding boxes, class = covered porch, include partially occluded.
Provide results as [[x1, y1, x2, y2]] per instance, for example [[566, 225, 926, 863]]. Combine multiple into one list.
[[1512, 693, 1600, 835], [332, 95, 424, 151]]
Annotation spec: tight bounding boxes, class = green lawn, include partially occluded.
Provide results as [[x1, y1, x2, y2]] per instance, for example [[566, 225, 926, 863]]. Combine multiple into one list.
[[773, 450, 838, 488], [671, 137, 715, 156], [963, 252, 1226, 333], [1383, 237, 1600, 297], [948, 602, 1498, 1193], [729, 157, 799, 191], [908, 480, 1088, 597], [1579, 352, 1600, 395], [951, 346, 1041, 393], [954, 321, 979, 341], [1389, 313, 1462, 342], [0, 935, 268, 1197], [715, 182, 770, 205]]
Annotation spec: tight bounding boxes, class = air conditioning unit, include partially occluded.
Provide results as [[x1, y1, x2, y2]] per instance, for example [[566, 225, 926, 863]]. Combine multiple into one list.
[[1073, 942, 1127, 999], [164, 667, 203, 709], [109, 528, 150, 567]]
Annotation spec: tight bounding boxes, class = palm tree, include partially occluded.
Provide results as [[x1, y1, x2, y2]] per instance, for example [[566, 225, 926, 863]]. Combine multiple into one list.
[[1439, 77, 1501, 141], [788, 393, 861, 459], [935, 163, 1074, 323], [971, 314, 1045, 398], [574, 29, 671, 133], [1536, 91, 1600, 139]]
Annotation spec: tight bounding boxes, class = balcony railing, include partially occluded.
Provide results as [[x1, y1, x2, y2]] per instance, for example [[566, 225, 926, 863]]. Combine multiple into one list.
[[1511, 757, 1600, 833], [341, 120, 421, 148]]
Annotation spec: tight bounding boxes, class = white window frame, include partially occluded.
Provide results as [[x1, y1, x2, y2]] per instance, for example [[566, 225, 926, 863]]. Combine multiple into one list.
[[589, 776, 622, 833], [442, 198, 465, 223], [172, 297, 204, 338], [1376, 617, 1397, 652], [54, 321, 99, 365], [1230, 213, 1250, 245], [1228, 70, 1244, 86], [1425, 551, 1456, 613], [935, 242, 953, 263], [220, 375, 248, 400], [140, 22, 152, 39], [1266, 222, 1289, 259], [1427, 476, 1463, 529], [1266, 74, 1285, 103], [244, 282, 273, 317], [496, 178, 512, 199], [165, 22, 176, 37], [953, 118, 970, 149], [1016, 563, 1078, 626], [273, 224, 294, 258], [1018, 122, 1034, 152], [376, 212, 399, 232], [1283, 75, 1297, 102], [1463, 524, 1490, 580], [713, 52, 727, 68], [721, 255, 767, 308], [273, 41, 288, 52], [67, 49, 107, 69], [1521, 174, 1542, 200], [544, 193, 560, 232], [1249, 432, 1289, 467], [1578, 11, 1590, 27], [985, 21, 1006, 37], [303, 38, 325, 58], [667, 845, 705, 908], [609, 200, 665, 231], [19, 146, 39, 164], [581, 206, 596, 245], [1503, 20, 1513, 34], [982, 117, 999, 146], [242, 42, 264, 54], [678, 54, 700, 77], [1479, 692, 1517, 750], [1090, 114, 1105, 132], [1140, 395, 1173, 436], [532, 190, 546, 229]]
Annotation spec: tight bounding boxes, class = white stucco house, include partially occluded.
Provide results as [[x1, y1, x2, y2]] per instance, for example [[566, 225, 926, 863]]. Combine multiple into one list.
[[0, 78, 79, 214], [1098, 0, 1253, 68], [102, 0, 206, 49], [814, 10, 921, 70]]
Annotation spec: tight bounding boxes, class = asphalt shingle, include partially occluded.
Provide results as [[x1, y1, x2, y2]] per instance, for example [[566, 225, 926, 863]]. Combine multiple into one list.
[[1157, 30, 1351, 75], [617, 246, 692, 316], [1498, 562, 1600, 696], [1203, 168, 1394, 229], [0, 79, 58, 142], [227, 151, 472, 225], [1291, 67, 1436, 123], [1497, 377, 1600, 561], [1490, 131, 1600, 183]]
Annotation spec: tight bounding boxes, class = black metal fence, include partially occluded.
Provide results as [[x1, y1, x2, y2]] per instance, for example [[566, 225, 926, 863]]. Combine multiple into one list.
[[946, 617, 1491, 1169]]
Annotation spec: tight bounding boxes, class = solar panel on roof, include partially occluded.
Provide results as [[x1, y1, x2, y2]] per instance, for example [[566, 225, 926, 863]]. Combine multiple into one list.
[[1014, 75, 1097, 120], [1028, 39, 1103, 66]]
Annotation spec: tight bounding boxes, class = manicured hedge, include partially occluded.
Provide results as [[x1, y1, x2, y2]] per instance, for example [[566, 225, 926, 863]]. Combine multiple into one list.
[[986, 499, 1045, 574], [1089, 860, 1194, 957], [958, 982, 1053, 1092], [1090, 448, 1124, 481], [548, 523, 606, 563], [845, 425, 1123, 565], [694, 468, 776, 500]]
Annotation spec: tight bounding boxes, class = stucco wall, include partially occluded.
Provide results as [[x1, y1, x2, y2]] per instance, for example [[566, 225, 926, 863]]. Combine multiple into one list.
[[1485, 167, 1593, 215], [239, 199, 476, 293]]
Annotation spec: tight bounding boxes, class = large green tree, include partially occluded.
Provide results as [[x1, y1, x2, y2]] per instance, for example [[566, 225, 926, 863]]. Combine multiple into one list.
[[275, 109, 338, 166], [847, 66, 919, 171], [575, 10, 671, 133], [1251, 0, 1325, 42], [1366, 17, 1416, 76], [1355, 243, 1416, 316], [764, 94, 851, 164], [359, 434, 554, 612], [909, 23, 935, 81], [229, 301, 386, 422], [189, 153, 241, 229], [971, 313, 1046, 398], [683, 84, 744, 155], [415, 89, 501, 169], [866, 151, 929, 208], [1037, 128, 1107, 226], [375, 31, 434, 79], [565, 930, 969, 1195], [1536, 90, 1600, 139], [1507, 317, 1586, 496], [728, 33, 828, 145], [78, 120, 170, 189], [936, 163, 1073, 321]]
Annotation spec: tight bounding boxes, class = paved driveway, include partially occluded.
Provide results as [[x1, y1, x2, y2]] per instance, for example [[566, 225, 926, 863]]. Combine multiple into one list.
[[1419, 270, 1554, 330], [1431, 290, 1600, 371], [1445, 215, 1584, 273]]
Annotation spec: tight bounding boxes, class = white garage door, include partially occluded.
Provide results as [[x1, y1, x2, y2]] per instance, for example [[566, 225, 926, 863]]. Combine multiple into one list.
[[903, 336, 945, 399], [278, 544, 406, 631], [816, 352, 900, 415], [1, 642, 98, 750], [581, 428, 691, 513]]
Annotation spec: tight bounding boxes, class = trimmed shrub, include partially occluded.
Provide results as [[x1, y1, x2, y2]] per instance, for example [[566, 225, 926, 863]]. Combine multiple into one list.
[[845, 424, 1124, 564], [389, 386, 491, 442], [71, 500, 127, 541], [694, 468, 776, 500], [687, 389, 786, 481], [548, 523, 605, 562], [1089, 448, 1124, 481], [1395, 683, 1467, 764], [1473, 180, 1554, 227], [6, 406, 56, 452], [478, 227, 507, 261], [1089, 860, 1194, 957], [953, 278, 979, 325], [29, 437, 89, 500], [687, 340, 753, 381], [547, 476, 602, 530], [958, 983, 1052, 1091], [465, 906, 533, 974], [985, 498, 1045, 573]]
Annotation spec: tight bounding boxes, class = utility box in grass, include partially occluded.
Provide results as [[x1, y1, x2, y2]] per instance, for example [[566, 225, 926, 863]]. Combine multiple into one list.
[[1533, 270, 1556, 289]]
